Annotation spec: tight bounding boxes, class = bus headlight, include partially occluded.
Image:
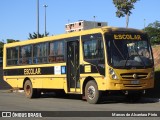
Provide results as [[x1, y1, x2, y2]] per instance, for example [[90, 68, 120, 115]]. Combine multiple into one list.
[[109, 68, 118, 80]]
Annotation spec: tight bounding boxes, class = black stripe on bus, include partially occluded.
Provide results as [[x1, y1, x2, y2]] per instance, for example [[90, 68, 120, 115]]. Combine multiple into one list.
[[3, 64, 99, 76], [80, 65, 99, 74], [3, 67, 55, 76]]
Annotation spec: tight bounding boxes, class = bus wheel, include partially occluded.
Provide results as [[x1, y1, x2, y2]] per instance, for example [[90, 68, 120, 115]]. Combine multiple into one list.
[[24, 80, 37, 98], [85, 80, 101, 104]]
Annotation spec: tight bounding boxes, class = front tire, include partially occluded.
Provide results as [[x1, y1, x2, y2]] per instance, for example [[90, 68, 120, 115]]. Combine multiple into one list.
[[85, 80, 101, 104]]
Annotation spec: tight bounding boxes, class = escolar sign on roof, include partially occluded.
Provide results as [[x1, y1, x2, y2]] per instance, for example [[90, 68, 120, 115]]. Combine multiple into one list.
[[114, 34, 142, 40]]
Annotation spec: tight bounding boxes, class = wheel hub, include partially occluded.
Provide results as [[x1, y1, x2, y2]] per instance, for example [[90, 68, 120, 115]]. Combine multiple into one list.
[[25, 85, 31, 95], [87, 86, 95, 100]]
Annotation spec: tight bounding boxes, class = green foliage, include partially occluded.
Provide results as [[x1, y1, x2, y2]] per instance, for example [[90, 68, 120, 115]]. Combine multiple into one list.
[[143, 21, 160, 45], [0, 39, 19, 57], [7, 39, 20, 43], [113, 0, 139, 27], [0, 41, 4, 57], [113, 0, 138, 17], [28, 32, 49, 39]]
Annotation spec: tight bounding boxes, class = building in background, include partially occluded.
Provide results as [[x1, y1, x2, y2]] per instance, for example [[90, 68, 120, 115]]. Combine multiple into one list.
[[65, 20, 107, 33]]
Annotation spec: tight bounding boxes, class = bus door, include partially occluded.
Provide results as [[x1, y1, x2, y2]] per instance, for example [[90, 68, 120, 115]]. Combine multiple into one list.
[[66, 40, 80, 92]]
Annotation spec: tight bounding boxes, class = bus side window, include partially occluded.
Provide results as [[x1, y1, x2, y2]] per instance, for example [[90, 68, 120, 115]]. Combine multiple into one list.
[[82, 33, 104, 60], [82, 33, 105, 75], [33, 42, 48, 64], [83, 40, 97, 59], [19, 45, 32, 65], [49, 40, 65, 63]]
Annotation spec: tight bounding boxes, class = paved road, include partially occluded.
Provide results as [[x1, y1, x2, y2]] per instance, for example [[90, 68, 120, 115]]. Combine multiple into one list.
[[0, 90, 160, 120]]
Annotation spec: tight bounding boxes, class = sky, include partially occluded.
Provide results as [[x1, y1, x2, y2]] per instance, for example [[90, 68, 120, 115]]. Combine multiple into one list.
[[0, 0, 160, 42]]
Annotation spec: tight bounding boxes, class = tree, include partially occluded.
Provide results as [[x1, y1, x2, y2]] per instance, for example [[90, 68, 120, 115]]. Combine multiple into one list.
[[144, 21, 160, 45], [28, 32, 49, 39], [113, 0, 139, 28], [0, 41, 4, 57], [0, 39, 19, 57], [7, 39, 19, 43]]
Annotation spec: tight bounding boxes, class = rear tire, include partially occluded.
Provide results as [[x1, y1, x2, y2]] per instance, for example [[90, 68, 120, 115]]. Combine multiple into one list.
[[85, 80, 101, 104], [24, 80, 39, 98]]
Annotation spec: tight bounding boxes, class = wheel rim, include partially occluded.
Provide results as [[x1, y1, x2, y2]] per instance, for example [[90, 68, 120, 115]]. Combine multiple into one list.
[[25, 85, 31, 96], [87, 86, 96, 100]]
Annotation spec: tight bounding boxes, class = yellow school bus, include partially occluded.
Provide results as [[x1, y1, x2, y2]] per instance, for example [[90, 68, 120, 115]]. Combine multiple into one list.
[[3, 26, 154, 104]]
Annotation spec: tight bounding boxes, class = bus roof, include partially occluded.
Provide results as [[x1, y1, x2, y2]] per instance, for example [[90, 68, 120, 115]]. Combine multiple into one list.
[[4, 26, 145, 47], [101, 26, 144, 33]]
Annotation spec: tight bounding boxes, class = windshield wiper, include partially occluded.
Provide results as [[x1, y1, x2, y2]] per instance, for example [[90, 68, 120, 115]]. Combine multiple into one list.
[[123, 52, 130, 68], [124, 43, 146, 69], [123, 51, 146, 69], [135, 50, 146, 68], [113, 40, 125, 59]]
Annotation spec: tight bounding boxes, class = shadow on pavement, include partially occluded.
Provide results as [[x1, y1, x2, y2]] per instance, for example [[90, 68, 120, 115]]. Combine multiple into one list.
[[99, 96, 160, 104], [40, 92, 160, 104], [145, 70, 160, 98]]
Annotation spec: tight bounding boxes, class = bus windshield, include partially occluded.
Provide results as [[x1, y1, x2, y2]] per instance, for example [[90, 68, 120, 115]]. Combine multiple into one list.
[[106, 33, 154, 69]]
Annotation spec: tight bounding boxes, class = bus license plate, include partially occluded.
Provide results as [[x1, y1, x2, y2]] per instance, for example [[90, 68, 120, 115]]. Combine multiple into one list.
[[131, 80, 139, 84]]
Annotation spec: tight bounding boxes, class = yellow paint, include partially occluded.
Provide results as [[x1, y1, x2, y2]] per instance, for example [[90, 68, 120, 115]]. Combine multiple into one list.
[[42, 77, 64, 89], [69, 88, 81, 93], [31, 78, 42, 88], [85, 65, 91, 73], [17, 79, 24, 88], [6, 78, 18, 88]]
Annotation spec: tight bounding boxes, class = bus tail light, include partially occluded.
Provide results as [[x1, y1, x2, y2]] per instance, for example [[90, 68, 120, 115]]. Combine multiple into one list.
[[109, 68, 118, 80]]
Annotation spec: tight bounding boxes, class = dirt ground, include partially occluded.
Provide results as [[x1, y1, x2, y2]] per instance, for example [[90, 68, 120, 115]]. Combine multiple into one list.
[[152, 45, 160, 70]]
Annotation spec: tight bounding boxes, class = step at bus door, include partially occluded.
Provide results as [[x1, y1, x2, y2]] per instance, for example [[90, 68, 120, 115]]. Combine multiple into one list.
[[67, 40, 80, 92]]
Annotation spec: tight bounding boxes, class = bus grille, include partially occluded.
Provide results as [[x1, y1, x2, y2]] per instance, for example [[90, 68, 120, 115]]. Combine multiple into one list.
[[120, 73, 148, 79], [124, 85, 142, 87]]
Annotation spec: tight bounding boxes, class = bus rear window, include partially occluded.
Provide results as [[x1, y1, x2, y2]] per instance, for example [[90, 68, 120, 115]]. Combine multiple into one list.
[[7, 47, 18, 65]]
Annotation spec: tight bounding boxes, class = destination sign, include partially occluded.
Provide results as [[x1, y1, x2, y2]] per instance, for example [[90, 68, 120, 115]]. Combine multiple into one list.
[[114, 34, 142, 40]]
